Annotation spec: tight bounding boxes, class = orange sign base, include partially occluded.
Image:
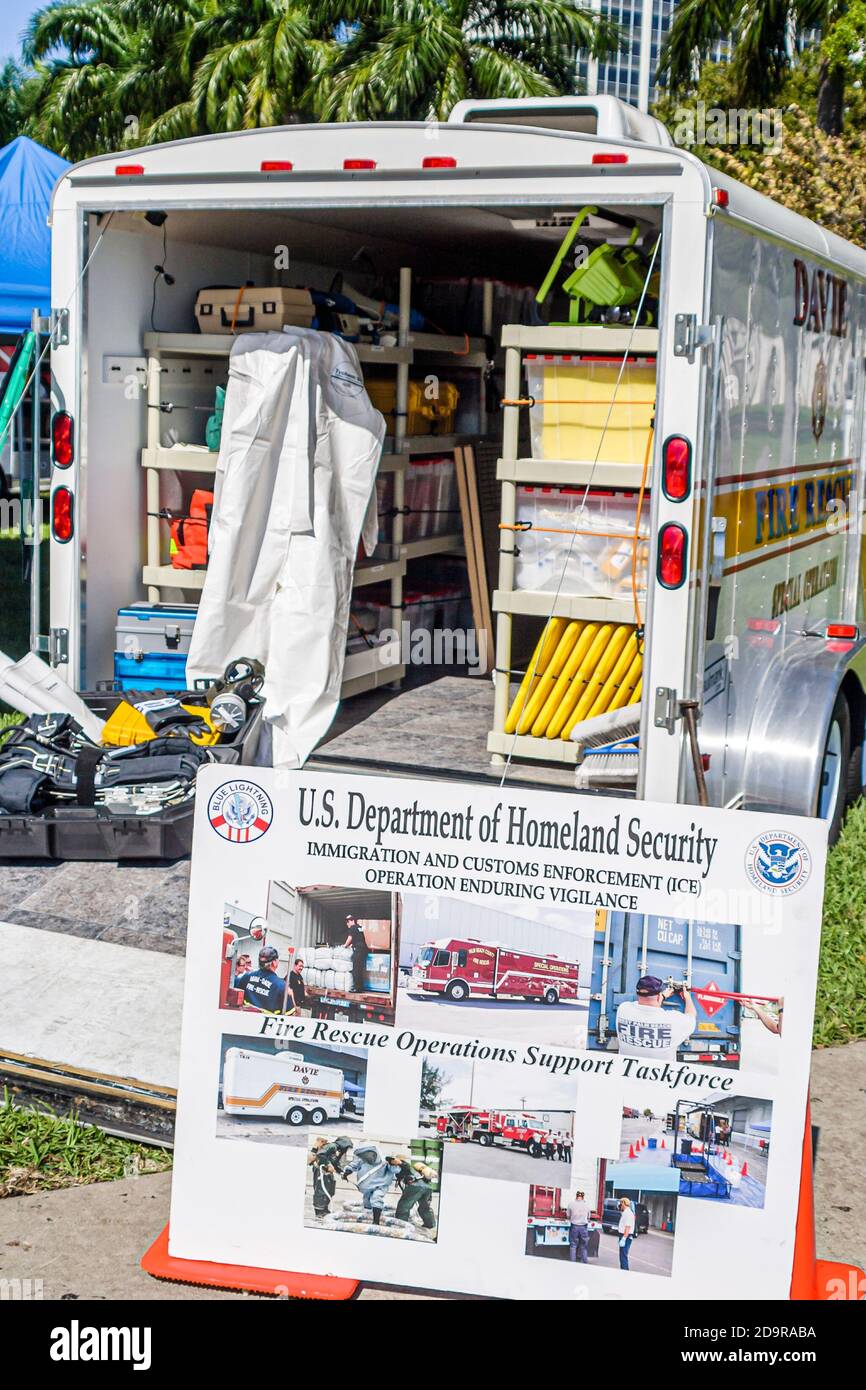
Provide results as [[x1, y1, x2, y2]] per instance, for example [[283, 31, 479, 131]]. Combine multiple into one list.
[[140, 1224, 358, 1300], [142, 1103, 863, 1301]]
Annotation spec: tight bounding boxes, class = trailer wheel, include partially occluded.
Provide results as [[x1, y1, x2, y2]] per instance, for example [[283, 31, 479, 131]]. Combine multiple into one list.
[[310, 1108, 327, 1127], [818, 691, 850, 844], [444, 980, 469, 1002], [543, 988, 559, 1006], [286, 1107, 307, 1127]]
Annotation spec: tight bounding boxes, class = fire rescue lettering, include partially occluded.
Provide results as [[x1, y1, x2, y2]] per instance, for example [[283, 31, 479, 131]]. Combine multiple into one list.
[[793, 259, 848, 337], [754, 473, 853, 546]]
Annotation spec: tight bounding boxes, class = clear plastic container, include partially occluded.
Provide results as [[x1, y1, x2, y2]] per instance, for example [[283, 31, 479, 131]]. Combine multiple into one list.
[[525, 354, 656, 463], [514, 485, 649, 598]]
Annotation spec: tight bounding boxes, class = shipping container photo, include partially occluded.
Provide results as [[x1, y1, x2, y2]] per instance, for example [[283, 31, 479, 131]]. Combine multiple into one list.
[[268, 882, 399, 1026], [588, 911, 784, 1073]]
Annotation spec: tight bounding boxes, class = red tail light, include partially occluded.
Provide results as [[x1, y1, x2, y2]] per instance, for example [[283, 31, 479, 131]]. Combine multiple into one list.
[[343, 158, 376, 170], [115, 164, 144, 176], [52, 411, 74, 468], [52, 487, 74, 542], [422, 156, 457, 169], [592, 152, 628, 164], [712, 188, 729, 208], [663, 435, 691, 500], [657, 523, 687, 588], [260, 160, 293, 171], [827, 623, 858, 640]]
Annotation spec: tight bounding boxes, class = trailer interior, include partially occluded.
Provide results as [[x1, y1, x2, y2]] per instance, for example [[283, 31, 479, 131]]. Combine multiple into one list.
[[81, 197, 667, 790]]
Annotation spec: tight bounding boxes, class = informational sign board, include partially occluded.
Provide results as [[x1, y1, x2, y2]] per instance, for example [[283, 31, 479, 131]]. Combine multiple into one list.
[[169, 767, 827, 1300]]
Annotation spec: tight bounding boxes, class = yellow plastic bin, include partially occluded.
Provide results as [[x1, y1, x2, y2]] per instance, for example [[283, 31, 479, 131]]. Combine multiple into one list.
[[524, 354, 655, 463], [367, 378, 459, 436]]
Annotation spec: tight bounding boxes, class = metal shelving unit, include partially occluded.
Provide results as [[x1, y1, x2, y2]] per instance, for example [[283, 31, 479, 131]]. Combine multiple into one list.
[[488, 323, 658, 766], [140, 281, 491, 698]]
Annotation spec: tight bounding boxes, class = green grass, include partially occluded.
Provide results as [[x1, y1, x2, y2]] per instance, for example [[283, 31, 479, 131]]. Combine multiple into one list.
[[0, 529, 49, 662], [814, 799, 866, 1048], [0, 1092, 172, 1197]]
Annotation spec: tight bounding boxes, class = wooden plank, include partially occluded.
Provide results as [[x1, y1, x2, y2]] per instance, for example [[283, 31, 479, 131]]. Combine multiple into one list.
[[454, 446, 484, 660], [462, 444, 494, 674]]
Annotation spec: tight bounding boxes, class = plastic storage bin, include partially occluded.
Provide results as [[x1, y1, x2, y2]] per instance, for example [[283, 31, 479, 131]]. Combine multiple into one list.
[[376, 456, 458, 541], [114, 604, 197, 690], [366, 378, 459, 436], [525, 354, 655, 463], [514, 485, 649, 597]]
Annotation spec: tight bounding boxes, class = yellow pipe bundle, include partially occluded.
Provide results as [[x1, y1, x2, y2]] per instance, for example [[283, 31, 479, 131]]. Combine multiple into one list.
[[506, 618, 642, 741]]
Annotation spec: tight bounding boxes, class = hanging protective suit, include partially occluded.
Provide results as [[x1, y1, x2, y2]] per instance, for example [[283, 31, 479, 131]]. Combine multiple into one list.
[[185, 329, 385, 768]]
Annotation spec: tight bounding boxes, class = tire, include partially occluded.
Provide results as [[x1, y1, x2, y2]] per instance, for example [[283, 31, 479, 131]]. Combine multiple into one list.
[[528, 1141, 543, 1158], [817, 691, 851, 845], [477, 1132, 493, 1147], [444, 980, 469, 1002], [310, 1108, 327, 1127], [286, 1107, 306, 1127], [543, 988, 559, 1006], [846, 694, 866, 805]]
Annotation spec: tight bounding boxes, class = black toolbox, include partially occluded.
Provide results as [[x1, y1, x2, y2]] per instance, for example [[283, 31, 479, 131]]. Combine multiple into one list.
[[0, 688, 263, 862]]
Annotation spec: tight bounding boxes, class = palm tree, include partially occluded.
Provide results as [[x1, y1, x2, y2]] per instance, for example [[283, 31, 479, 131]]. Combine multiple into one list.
[[18, 0, 621, 155], [0, 61, 24, 146], [22, 1, 206, 158], [309, 0, 621, 121], [147, 0, 331, 139], [657, 0, 849, 137]]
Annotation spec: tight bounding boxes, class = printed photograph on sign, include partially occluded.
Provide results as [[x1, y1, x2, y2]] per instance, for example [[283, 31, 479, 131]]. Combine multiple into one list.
[[397, 893, 593, 1047], [525, 1166, 678, 1277], [220, 883, 400, 1026], [616, 1087, 773, 1209], [420, 1057, 576, 1186], [214, 1034, 367, 1147], [586, 912, 784, 1073], [304, 1134, 443, 1242]]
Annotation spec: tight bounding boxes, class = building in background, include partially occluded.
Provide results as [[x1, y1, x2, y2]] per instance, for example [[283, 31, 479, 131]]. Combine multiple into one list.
[[578, 0, 729, 112]]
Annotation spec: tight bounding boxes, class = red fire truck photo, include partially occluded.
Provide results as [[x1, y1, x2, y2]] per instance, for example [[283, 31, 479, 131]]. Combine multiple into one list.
[[436, 1107, 574, 1160], [409, 937, 579, 1005]]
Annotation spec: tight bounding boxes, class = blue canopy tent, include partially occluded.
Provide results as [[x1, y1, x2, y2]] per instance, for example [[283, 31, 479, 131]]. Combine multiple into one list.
[[0, 135, 69, 336]]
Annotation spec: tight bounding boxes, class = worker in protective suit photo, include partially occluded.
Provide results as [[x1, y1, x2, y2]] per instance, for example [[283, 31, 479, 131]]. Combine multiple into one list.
[[393, 1158, 438, 1231], [303, 1135, 442, 1241], [342, 1143, 401, 1224], [308, 1135, 354, 1218]]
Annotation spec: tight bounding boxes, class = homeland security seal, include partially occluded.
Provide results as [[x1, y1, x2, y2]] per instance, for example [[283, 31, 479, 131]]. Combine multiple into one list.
[[744, 830, 811, 896], [208, 780, 273, 843]]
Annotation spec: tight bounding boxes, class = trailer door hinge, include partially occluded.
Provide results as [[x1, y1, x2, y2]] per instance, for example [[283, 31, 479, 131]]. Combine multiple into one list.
[[673, 314, 716, 363], [654, 686, 679, 734], [51, 308, 70, 348], [49, 628, 69, 665]]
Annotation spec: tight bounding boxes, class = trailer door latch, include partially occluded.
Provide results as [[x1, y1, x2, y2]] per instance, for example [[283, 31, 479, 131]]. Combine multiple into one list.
[[673, 314, 716, 363], [654, 686, 679, 734], [49, 628, 69, 665], [51, 308, 69, 348]]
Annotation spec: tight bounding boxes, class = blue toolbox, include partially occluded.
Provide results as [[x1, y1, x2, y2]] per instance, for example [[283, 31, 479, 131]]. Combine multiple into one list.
[[114, 603, 198, 691]]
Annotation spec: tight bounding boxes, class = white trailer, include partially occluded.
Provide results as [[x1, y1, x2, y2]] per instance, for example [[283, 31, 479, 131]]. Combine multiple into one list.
[[222, 1046, 344, 1126], [44, 94, 866, 832]]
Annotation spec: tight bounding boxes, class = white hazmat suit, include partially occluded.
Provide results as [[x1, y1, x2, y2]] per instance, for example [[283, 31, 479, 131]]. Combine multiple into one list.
[[185, 329, 385, 767]]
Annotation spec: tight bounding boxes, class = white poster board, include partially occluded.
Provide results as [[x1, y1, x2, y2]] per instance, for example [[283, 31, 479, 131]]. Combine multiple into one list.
[[168, 766, 827, 1300]]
